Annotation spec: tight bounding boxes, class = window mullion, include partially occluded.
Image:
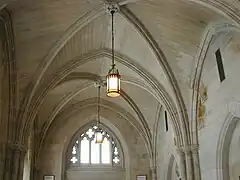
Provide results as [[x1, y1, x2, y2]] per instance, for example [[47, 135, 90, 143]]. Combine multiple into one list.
[[89, 139, 91, 165], [78, 136, 81, 166], [100, 143, 102, 164], [79, 138, 82, 165], [110, 138, 113, 166]]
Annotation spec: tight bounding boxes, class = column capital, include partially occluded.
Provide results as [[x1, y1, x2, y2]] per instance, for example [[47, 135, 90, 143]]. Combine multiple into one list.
[[190, 144, 199, 153], [177, 145, 199, 154], [177, 146, 191, 153], [150, 166, 157, 172], [182, 146, 192, 156], [6, 141, 27, 153], [150, 165, 157, 180], [176, 147, 185, 155]]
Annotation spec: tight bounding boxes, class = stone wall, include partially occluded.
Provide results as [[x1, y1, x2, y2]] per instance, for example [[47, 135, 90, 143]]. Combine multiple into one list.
[[229, 121, 240, 180], [156, 109, 178, 180], [37, 106, 150, 180], [198, 32, 240, 180]]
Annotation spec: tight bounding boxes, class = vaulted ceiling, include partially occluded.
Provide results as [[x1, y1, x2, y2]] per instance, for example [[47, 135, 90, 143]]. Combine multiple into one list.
[[2, 0, 238, 143]]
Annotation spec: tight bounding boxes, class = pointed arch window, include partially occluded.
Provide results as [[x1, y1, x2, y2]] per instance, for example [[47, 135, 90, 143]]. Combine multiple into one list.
[[68, 124, 123, 168]]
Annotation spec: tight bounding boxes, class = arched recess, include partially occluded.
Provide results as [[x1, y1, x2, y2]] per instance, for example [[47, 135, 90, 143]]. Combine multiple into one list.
[[190, 21, 240, 144], [216, 113, 240, 180], [0, 9, 17, 178], [167, 155, 181, 180], [167, 155, 176, 180], [62, 120, 129, 180], [154, 99, 181, 180], [39, 102, 150, 180], [17, 3, 188, 148]]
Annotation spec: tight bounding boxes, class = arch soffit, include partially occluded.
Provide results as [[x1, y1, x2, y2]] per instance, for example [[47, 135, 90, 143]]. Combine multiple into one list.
[[152, 103, 162, 167], [21, 49, 183, 147], [190, 21, 240, 144], [18, 4, 189, 145], [46, 98, 153, 163]]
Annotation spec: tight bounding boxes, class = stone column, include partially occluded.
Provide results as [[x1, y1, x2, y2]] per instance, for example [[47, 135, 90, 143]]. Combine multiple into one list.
[[184, 147, 193, 180], [177, 148, 186, 180], [32, 165, 40, 180], [191, 145, 201, 180], [150, 166, 157, 180], [3, 141, 26, 180]]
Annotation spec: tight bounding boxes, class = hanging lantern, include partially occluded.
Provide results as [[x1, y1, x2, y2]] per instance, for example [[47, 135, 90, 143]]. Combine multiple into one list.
[[95, 128, 103, 144], [106, 9, 121, 97], [95, 86, 103, 144], [106, 67, 120, 97]]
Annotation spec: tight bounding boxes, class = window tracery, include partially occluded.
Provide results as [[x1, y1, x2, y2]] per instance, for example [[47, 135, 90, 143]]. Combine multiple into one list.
[[68, 124, 122, 168]]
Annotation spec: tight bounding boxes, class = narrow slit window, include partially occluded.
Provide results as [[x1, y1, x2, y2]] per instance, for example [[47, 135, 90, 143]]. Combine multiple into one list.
[[215, 49, 226, 82], [165, 111, 168, 132]]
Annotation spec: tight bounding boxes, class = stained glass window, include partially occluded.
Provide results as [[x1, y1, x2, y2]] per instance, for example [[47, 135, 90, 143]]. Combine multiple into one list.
[[68, 124, 122, 167]]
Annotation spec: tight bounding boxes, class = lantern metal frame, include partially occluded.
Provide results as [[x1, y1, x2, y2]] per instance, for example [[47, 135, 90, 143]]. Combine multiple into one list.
[[106, 9, 121, 97], [95, 85, 103, 144]]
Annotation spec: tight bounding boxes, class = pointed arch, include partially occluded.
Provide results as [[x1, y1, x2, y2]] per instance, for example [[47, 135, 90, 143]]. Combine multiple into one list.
[[190, 21, 240, 145], [216, 113, 240, 180], [167, 155, 175, 180], [66, 121, 124, 167], [61, 117, 131, 180]]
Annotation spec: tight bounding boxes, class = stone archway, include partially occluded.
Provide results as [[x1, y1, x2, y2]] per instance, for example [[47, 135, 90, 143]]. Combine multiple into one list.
[[167, 155, 181, 180], [216, 114, 240, 180]]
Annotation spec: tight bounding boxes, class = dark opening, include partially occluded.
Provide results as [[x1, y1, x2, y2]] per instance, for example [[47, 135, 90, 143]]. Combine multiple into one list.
[[165, 111, 168, 132], [215, 48, 226, 82]]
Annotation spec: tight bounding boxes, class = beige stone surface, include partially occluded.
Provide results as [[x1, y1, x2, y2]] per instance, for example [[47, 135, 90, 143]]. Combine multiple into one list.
[[1, 0, 240, 180]]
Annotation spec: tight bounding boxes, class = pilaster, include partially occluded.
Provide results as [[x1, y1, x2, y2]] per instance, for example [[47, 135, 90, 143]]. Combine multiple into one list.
[[184, 147, 194, 180], [191, 145, 201, 180], [3, 141, 27, 180], [177, 148, 186, 180], [150, 166, 157, 180]]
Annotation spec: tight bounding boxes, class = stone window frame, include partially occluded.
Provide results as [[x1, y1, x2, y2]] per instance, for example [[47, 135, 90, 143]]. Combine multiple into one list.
[[66, 121, 125, 169]]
